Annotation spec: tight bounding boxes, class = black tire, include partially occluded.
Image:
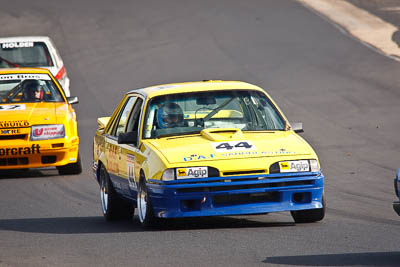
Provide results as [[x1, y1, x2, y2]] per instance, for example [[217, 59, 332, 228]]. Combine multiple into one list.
[[291, 193, 325, 223], [99, 165, 134, 221], [137, 178, 156, 227], [57, 154, 82, 175]]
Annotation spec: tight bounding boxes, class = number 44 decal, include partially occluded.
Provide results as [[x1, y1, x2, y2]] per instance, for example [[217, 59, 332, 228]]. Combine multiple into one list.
[[212, 141, 256, 152]]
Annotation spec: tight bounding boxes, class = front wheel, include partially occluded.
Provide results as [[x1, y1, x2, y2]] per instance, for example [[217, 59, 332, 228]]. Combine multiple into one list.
[[291, 193, 325, 223], [137, 179, 156, 227], [99, 165, 134, 221]]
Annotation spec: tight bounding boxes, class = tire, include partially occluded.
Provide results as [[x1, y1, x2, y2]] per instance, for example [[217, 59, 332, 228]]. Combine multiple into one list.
[[291, 193, 325, 223], [137, 178, 156, 227], [57, 154, 82, 175], [99, 165, 134, 221]]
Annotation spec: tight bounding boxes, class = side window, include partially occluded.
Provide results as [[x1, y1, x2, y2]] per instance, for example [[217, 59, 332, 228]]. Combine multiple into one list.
[[111, 96, 137, 137], [126, 98, 143, 133]]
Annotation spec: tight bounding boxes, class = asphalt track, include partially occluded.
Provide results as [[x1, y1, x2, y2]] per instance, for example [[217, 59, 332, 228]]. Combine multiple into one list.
[[1, 0, 400, 266]]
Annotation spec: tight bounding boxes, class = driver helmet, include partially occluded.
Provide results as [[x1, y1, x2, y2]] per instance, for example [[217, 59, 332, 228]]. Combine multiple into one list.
[[24, 80, 44, 101], [156, 102, 184, 128]]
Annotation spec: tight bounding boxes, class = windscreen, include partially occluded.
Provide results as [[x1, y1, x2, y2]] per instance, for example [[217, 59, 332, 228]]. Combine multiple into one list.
[[143, 90, 286, 138], [0, 42, 54, 67], [0, 73, 64, 103]]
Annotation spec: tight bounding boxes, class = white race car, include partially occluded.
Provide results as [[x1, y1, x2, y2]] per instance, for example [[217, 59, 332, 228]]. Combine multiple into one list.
[[0, 36, 71, 97]]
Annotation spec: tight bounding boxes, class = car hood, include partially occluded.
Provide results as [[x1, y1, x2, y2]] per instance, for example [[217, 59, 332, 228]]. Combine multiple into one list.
[[146, 129, 316, 164], [0, 102, 66, 128]]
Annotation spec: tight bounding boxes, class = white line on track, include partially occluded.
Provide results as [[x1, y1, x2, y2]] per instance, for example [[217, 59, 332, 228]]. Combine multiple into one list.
[[380, 7, 400, 12], [297, 0, 400, 62]]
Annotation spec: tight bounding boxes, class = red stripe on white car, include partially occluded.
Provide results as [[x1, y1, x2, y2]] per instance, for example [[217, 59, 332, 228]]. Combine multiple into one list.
[[55, 66, 66, 80]]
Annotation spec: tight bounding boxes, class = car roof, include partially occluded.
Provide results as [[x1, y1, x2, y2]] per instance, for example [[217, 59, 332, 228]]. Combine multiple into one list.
[[127, 80, 265, 99], [0, 36, 52, 43], [0, 67, 52, 75]]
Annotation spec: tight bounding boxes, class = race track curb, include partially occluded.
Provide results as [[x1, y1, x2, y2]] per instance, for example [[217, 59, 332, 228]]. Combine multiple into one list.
[[297, 0, 400, 61]]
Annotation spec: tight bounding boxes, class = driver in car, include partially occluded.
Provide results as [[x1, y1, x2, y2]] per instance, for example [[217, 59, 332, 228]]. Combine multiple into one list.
[[156, 102, 184, 128], [23, 80, 45, 101]]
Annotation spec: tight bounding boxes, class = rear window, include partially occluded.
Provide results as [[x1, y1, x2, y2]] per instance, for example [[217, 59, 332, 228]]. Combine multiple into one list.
[[0, 42, 54, 67]]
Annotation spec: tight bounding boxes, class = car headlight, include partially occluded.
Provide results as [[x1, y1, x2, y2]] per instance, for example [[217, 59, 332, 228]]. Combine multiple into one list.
[[161, 169, 175, 181], [309, 159, 319, 172], [270, 159, 320, 173], [162, 166, 212, 181], [30, 124, 65, 141]]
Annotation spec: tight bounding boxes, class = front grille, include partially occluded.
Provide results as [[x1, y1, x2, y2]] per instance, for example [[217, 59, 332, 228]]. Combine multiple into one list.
[[213, 192, 280, 206], [0, 157, 29, 166], [42, 156, 56, 164], [176, 180, 314, 193], [223, 170, 266, 176], [0, 134, 26, 140]]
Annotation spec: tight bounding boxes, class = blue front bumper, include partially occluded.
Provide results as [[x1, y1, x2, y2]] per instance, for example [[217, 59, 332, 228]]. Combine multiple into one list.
[[147, 172, 324, 218]]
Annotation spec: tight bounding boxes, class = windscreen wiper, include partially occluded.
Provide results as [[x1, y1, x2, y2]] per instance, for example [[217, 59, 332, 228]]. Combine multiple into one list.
[[203, 97, 235, 122], [0, 56, 19, 67]]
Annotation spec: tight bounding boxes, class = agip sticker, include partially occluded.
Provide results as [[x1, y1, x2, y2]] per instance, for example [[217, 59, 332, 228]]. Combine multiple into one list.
[[279, 160, 310, 172], [176, 167, 208, 179]]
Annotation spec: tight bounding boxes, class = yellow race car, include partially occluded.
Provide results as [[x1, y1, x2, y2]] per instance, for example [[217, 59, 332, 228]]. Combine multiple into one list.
[[0, 68, 81, 175], [93, 80, 324, 226]]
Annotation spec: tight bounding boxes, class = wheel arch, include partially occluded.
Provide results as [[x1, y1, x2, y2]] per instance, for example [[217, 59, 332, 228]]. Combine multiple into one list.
[[139, 169, 146, 184], [96, 160, 105, 184]]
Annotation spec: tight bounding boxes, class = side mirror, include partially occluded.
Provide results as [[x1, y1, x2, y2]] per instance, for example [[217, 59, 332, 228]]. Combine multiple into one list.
[[291, 122, 304, 133], [118, 131, 138, 145], [67, 96, 79, 105]]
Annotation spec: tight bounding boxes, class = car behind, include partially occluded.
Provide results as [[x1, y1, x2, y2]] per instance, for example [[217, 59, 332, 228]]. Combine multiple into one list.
[[0, 68, 80, 175], [0, 36, 71, 97]]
